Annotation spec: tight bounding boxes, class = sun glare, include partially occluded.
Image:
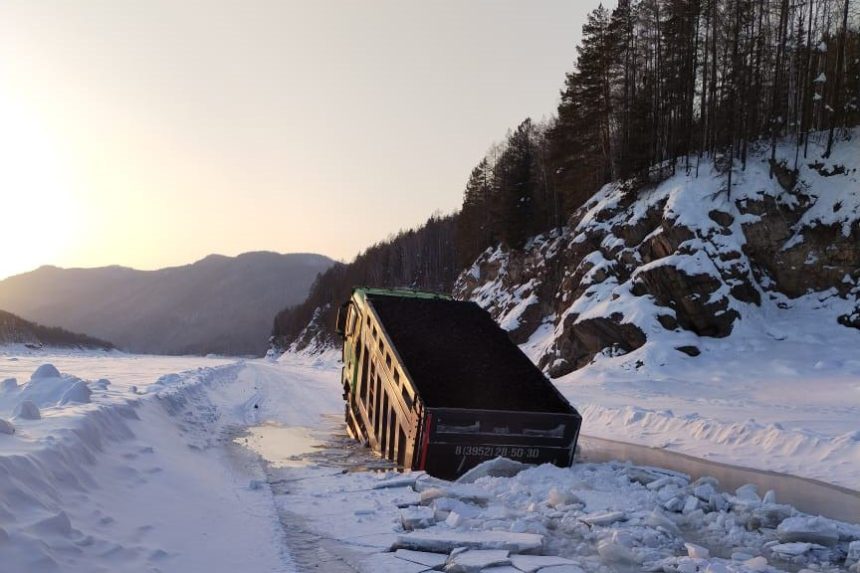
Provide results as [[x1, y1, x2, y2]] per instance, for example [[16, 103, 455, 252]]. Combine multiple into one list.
[[0, 94, 79, 280]]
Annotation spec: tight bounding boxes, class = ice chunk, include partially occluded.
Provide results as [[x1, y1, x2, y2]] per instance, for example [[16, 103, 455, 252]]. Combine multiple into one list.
[[547, 487, 583, 508], [682, 496, 700, 514], [743, 556, 769, 571], [645, 509, 680, 536], [395, 530, 543, 553], [374, 474, 421, 489], [394, 549, 448, 568], [13, 400, 40, 420], [597, 537, 640, 565], [735, 484, 761, 503], [731, 552, 754, 561], [445, 510, 468, 528], [0, 418, 14, 435], [445, 548, 510, 572], [509, 554, 581, 572], [847, 540, 860, 564], [664, 496, 685, 513], [748, 503, 792, 529], [693, 483, 717, 501], [770, 542, 820, 557], [684, 542, 710, 559], [400, 506, 436, 530], [457, 457, 528, 484], [626, 466, 662, 485], [420, 485, 490, 506], [776, 516, 839, 546], [1, 378, 17, 393], [433, 498, 481, 519], [581, 511, 626, 526], [31, 363, 61, 380]]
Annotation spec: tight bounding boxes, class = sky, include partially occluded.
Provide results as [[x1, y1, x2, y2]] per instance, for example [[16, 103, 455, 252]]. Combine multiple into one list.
[[0, 0, 600, 280]]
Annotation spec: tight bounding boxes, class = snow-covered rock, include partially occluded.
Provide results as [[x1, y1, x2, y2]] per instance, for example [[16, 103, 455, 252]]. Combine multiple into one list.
[[456, 131, 860, 377], [1, 377, 17, 393], [13, 399, 40, 420], [58, 379, 92, 405], [13, 365, 92, 408], [31, 363, 61, 380], [0, 418, 14, 435]]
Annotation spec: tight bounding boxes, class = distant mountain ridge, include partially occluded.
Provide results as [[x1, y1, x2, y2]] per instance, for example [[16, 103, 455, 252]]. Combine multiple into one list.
[[0, 309, 114, 350], [0, 252, 334, 356]]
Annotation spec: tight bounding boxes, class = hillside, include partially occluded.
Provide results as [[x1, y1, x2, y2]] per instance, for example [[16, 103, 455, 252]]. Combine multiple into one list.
[[455, 133, 860, 376], [0, 252, 333, 356], [271, 215, 459, 353], [0, 309, 113, 350]]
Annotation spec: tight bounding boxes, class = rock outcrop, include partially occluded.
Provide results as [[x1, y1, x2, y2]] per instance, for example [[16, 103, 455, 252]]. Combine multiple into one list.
[[455, 136, 860, 376]]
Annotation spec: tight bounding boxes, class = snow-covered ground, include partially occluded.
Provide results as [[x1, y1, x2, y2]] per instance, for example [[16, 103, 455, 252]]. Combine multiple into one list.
[[518, 297, 860, 490], [1, 347, 858, 572]]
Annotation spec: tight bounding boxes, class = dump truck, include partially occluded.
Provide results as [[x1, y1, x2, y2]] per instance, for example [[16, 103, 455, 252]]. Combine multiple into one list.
[[335, 288, 582, 479]]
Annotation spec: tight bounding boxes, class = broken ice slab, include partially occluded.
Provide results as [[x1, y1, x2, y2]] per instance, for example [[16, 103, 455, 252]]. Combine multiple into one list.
[[769, 541, 824, 557], [400, 506, 436, 530], [393, 549, 448, 568], [532, 566, 586, 573], [419, 484, 491, 506], [776, 516, 839, 546], [580, 511, 626, 526], [357, 552, 433, 573], [684, 542, 710, 559], [394, 529, 543, 553], [373, 473, 424, 490], [445, 548, 510, 572], [509, 554, 582, 572]]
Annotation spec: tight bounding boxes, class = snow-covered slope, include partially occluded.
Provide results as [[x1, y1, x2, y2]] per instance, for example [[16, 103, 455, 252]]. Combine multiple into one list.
[[456, 133, 860, 488]]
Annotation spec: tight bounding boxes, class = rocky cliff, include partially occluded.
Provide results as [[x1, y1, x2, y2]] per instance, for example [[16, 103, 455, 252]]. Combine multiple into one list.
[[455, 133, 860, 377]]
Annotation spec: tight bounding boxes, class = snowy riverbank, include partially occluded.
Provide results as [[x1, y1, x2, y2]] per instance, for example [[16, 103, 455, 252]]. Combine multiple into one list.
[[1, 348, 858, 572]]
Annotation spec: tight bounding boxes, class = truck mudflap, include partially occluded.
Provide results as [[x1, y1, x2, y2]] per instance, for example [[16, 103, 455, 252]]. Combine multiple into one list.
[[420, 407, 582, 480]]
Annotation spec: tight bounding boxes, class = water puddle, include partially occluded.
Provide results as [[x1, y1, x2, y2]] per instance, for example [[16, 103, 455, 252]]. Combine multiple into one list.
[[235, 422, 321, 468], [235, 416, 397, 473]]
